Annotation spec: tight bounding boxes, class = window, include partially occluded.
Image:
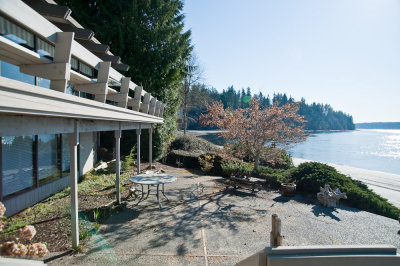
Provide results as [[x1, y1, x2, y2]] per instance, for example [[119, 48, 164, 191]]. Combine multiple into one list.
[[61, 134, 70, 177], [0, 60, 35, 85], [37, 134, 60, 184], [70, 57, 79, 71], [1, 136, 35, 197], [0, 15, 34, 49], [70, 57, 97, 79], [79, 61, 95, 78], [36, 38, 55, 59]]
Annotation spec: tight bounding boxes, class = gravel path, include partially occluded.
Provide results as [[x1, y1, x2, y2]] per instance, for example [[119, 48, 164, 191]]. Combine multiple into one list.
[[47, 168, 400, 265]]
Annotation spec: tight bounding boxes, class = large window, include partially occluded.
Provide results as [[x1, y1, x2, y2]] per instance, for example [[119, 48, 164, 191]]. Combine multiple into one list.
[[38, 134, 60, 184], [0, 60, 50, 89], [0, 15, 34, 49], [70, 56, 97, 79], [0, 60, 35, 85], [1, 136, 35, 197], [61, 134, 70, 177]]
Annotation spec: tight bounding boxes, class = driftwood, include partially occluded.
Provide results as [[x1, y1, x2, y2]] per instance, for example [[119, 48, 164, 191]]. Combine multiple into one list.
[[317, 184, 347, 208], [270, 214, 282, 246]]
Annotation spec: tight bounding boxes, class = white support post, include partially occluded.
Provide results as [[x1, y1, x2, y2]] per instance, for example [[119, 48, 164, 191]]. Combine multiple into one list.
[[115, 127, 121, 204], [140, 93, 151, 113], [75, 61, 111, 103], [148, 97, 157, 115], [130, 86, 143, 111], [20, 32, 74, 93], [149, 126, 153, 169], [159, 103, 165, 118], [136, 124, 141, 174], [117, 77, 130, 108], [68, 120, 79, 249], [154, 101, 162, 117]]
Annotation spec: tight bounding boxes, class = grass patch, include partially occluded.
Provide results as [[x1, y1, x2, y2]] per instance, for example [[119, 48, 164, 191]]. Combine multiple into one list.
[[0, 162, 136, 252]]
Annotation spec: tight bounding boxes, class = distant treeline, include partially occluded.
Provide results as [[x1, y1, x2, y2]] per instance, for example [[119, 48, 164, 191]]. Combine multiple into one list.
[[356, 122, 400, 129], [185, 85, 355, 131]]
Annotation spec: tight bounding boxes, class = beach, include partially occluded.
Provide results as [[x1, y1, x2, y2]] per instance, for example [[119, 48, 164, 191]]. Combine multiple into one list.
[[293, 158, 400, 208]]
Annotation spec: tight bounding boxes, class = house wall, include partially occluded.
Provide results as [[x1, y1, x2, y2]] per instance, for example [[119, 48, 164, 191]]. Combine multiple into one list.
[[79, 132, 95, 175], [3, 175, 70, 216], [1, 132, 97, 217]]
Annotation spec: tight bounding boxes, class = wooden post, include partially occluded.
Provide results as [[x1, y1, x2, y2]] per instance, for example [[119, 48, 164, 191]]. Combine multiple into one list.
[[136, 124, 141, 174], [68, 120, 79, 249], [270, 214, 282, 246], [115, 128, 121, 204], [149, 126, 153, 169]]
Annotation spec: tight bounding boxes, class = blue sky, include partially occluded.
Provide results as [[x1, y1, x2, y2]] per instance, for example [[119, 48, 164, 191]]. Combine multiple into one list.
[[183, 0, 400, 123]]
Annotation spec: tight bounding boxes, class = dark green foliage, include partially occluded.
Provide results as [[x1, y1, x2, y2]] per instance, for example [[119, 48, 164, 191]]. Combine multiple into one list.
[[290, 162, 400, 219], [253, 166, 294, 188], [122, 145, 136, 170], [167, 135, 220, 169], [58, 0, 193, 160], [198, 152, 238, 176], [221, 161, 253, 178], [166, 150, 201, 169]]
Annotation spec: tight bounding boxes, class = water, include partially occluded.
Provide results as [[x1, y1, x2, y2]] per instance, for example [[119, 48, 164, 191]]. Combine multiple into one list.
[[288, 129, 400, 175]]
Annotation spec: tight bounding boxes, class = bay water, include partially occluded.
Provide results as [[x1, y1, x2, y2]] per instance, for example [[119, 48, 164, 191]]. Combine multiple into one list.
[[288, 129, 400, 175]]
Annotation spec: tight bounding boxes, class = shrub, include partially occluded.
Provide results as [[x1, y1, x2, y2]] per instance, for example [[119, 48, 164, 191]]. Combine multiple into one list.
[[253, 166, 295, 188], [221, 161, 253, 178], [289, 162, 400, 219], [166, 150, 202, 169], [258, 148, 294, 169], [198, 152, 238, 176], [170, 135, 220, 154], [122, 145, 136, 171]]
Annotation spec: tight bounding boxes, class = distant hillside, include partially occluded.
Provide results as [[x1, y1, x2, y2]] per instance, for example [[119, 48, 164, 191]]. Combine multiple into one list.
[[184, 85, 355, 131], [356, 122, 400, 129]]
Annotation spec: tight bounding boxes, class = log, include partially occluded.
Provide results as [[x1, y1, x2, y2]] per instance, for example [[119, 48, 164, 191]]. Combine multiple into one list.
[[270, 214, 282, 246]]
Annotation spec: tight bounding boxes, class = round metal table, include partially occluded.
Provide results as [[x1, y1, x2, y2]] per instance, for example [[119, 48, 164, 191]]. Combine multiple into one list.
[[129, 174, 176, 209]]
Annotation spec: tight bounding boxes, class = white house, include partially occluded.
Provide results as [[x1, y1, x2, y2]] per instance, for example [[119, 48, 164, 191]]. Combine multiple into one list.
[[0, 0, 164, 248]]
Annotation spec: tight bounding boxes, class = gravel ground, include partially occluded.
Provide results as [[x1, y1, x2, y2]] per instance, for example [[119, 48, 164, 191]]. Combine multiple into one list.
[[46, 167, 400, 265]]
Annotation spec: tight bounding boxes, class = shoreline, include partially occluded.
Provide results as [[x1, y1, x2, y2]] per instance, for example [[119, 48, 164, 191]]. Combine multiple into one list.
[[292, 157, 400, 208]]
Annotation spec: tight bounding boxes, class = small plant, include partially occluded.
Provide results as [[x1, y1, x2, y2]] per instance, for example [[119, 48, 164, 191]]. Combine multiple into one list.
[[122, 145, 136, 171], [93, 209, 100, 223], [72, 244, 84, 253], [199, 153, 215, 174], [93, 223, 100, 232], [79, 230, 90, 241]]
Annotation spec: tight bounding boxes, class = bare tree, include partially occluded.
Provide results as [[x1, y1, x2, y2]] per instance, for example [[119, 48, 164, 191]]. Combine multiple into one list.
[[200, 98, 307, 170], [182, 53, 203, 135]]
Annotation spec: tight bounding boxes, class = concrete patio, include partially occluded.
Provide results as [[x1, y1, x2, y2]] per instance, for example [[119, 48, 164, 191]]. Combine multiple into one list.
[[47, 167, 400, 265]]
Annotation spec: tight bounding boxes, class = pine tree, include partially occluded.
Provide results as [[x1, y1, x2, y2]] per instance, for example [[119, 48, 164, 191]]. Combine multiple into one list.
[[58, 0, 192, 159]]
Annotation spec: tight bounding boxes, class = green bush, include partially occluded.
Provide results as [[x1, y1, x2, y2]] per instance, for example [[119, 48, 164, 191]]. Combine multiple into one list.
[[221, 161, 253, 178], [166, 150, 202, 169], [122, 145, 136, 170], [289, 162, 400, 219], [198, 152, 239, 176], [253, 166, 294, 188]]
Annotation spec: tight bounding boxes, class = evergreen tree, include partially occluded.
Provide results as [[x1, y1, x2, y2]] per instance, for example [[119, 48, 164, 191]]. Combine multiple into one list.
[[58, 0, 192, 159]]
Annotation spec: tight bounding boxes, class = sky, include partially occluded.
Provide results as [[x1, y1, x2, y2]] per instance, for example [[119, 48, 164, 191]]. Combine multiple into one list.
[[182, 0, 400, 123]]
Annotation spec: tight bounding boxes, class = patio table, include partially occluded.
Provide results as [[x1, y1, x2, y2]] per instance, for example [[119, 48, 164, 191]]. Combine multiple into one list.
[[129, 174, 177, 209]]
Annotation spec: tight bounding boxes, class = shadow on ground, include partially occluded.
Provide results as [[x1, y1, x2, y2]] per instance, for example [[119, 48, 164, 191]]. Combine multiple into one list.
[[79, 179, 259, 258]]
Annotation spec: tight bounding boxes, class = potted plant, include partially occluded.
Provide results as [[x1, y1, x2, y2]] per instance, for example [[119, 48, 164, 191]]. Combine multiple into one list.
[[280, 182, 296, 197]]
